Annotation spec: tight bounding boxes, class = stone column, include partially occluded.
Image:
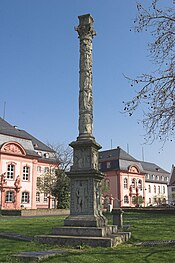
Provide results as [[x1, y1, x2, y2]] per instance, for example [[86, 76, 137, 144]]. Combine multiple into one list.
[[75, 14, 96, 140], [64, 14, 107, 227]]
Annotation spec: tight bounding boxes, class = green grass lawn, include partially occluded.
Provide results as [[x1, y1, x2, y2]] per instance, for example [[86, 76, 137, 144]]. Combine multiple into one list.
[[0, 212, 174, 262]]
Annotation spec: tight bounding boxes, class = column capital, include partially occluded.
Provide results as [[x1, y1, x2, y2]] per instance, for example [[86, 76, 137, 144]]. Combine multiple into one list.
[[75, 14, 96, 39]]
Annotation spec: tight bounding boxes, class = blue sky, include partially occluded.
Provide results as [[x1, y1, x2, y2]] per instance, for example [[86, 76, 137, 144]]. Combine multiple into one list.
[[0, 0, 174, 172]]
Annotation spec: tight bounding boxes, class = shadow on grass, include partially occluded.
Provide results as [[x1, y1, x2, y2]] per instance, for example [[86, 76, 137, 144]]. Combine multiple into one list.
[[42, 245, 175, 263]]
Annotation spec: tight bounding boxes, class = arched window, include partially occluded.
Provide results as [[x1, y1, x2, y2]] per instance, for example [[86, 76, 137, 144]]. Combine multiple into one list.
[[7, 164, 15, 179], [131, 179, 135, 189], [154, 185, 156, 193], [132, 195, 136, 203], [44, 193, 48, 202], [21, 192, 29, 203], [124, 178, 128, 189], [36, 192, 40, 202], [5, 191, 15, 202], [124, 195, 129, 204], [37, 177, 41, 188], [138, 179, 142, 190], [44, 167, 49, 173], [148, 185, 151, 193], [163, 186, 165, 194], [37, 166, 41, 173], [158, 186, 160, 194], [23, 166, 30, 181]]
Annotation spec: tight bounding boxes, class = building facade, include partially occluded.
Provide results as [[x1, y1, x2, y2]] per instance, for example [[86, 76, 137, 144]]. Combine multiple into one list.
[[99, 147, 170, 208], [0, 118, 56, 210], [168, 165, 175, 205]]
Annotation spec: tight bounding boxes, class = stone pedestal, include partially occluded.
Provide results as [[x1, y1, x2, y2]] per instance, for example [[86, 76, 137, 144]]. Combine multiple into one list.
[[64, 139, 107, 227]]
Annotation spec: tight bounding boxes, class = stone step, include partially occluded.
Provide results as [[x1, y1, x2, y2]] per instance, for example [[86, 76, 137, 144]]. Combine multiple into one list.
[[35, 232, 131, 248], [53, 225, 118, 237]]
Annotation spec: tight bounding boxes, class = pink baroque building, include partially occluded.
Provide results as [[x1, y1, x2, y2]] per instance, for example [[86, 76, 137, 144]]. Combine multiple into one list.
[[0, 118, 56, 210], [99, 147, 170, 208]]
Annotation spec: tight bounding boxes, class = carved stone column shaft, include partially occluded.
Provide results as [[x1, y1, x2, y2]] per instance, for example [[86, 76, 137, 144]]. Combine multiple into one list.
[[75, 14, 96, 139]]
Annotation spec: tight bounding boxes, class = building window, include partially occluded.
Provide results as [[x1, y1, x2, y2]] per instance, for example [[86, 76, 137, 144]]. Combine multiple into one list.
[[44, 193, 48, 202], [146, 174, 149, 179], [106, 162, 111, 169], [149, 198, 151, 203], [163, 186, 165, 194], [131, 179, 135, 189], [21, 192, 29, 203], [37, 177, 41, 188], [158, 186, 160, 194], [7, 164, 15, 179], [154, 185, 156, 193], [23, 166, 30, 181], [132, 196, 136, 203], [138, 179, 142, 190], [44, 153, 49, 158], [172, 187, 175, 192], [36, 192, 40, 202], [124, 195, 129, 204], [44, 167, 49, 173], [5, 191, 15, 202], [37, 166, 41, 173], [124, 178, 128, 189], [148, 185, 151, 193]]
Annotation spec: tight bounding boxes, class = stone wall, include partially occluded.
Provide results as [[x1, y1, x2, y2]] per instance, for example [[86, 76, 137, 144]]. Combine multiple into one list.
[[0, 209, 70, 217]]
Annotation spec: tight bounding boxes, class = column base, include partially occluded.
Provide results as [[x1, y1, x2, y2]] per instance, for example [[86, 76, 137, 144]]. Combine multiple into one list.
[[64, 214, 107, 227]]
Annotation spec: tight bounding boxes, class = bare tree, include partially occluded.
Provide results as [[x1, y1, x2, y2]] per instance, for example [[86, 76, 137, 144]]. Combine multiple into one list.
[[47, 143, 73, 171], [123, 0, 175, 144]]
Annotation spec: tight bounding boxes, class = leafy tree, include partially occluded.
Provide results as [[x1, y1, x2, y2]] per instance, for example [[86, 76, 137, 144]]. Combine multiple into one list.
[[124, 0, 175, 144], [132, 195, 144, 207], [52, 170, 70, 209]]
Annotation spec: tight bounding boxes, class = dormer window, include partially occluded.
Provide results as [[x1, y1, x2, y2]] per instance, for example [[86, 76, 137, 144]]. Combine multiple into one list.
[[107, 162, 111, 169], [44, 153, 49, 158]]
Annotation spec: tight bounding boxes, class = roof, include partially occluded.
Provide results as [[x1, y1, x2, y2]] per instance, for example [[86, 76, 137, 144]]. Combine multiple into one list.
[[99, 146, 137, 162], [169, 165, 175, 185], [99, 147, 169, 177], [140, 161, 169, 175], [0, 117, 54, 153]]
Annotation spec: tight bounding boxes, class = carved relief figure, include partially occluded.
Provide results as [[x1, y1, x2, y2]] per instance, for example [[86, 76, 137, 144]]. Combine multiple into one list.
[[79, 114, 92, 135], [74, 148, 90, 169], [75, 180, 88, 212], [95, 182, 101, 210], [4, 144, 22, 154], [91, 150, 98, 169]]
